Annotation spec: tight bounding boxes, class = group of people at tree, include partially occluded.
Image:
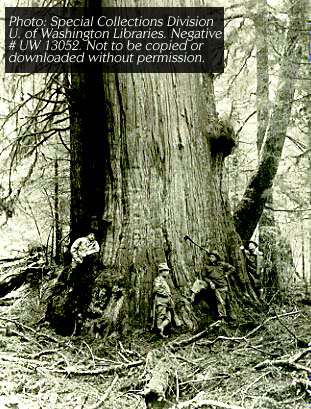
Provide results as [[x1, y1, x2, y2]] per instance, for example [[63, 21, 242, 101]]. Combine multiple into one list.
[[153, 241, 263, 338], [66, 231, 263, 338]]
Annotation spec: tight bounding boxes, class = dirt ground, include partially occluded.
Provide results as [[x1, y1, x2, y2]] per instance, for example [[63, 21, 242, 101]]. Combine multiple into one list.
[[0, 286, 310, 409]]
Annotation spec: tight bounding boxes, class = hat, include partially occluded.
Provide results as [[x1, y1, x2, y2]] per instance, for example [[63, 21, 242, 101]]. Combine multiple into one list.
[[247, 241, 258, 248], [158, 262, 170, 271], [208, 250, 221, 261]]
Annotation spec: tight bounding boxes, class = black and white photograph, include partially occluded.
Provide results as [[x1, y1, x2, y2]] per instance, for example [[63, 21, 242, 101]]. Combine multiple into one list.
[[0, 0, 310, 408]]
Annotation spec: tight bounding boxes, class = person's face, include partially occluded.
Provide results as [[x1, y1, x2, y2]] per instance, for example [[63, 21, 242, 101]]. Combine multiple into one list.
[[112, 284, 120, 294], [88, 233, 95, 241], [248, 242, 256, 252], [161, 269, 170, 278], [99, 289, 106, 299], [209, 255, 217, 264]]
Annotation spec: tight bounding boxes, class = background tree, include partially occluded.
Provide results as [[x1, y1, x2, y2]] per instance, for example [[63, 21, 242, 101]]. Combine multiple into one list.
[[222, 0, 309, 296], [0, 70, 70, 258], [255, 0, 281, 298], [233, 0, 307, 241]]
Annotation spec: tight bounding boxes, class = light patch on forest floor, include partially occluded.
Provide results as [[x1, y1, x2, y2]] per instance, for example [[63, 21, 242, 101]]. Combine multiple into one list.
[[0, 288, 310, 409]]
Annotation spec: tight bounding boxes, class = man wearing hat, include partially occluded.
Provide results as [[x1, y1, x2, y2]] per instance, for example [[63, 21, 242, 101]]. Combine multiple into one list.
[[201, 250, 235, 320], [240, 241, 263, 298], [153, 262, 173, 337]]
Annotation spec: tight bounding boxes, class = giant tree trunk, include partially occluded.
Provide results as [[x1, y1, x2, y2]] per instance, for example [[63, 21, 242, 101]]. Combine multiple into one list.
[[69, 69, 250, 329], [63, 0, 254, 335]]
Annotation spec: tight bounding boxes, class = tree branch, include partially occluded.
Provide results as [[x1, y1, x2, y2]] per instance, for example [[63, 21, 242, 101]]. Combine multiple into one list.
[[48, 360, 144, 376], [255, 347, 311, 372], [236, 111, 257, 137]]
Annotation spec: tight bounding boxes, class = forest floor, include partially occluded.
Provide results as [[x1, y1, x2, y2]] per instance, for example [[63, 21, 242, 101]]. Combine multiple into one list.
[[0, 284, 310, 409]]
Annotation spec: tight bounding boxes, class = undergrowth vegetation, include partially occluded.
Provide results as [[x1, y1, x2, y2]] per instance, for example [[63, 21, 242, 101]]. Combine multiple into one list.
[[0, 281, 309, 409]]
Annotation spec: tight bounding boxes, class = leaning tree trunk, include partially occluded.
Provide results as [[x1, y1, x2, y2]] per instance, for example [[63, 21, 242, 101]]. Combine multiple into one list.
[[234, 0, 306, 242]]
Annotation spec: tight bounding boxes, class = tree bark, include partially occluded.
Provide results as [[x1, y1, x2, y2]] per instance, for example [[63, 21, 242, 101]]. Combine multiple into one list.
[[63, 0, 255, 334], [234, 0, 306, 242], [92, 72, 249, 328], [254, 0, 280, 296], [54, 158, 62, 263], [255, 0, 269, 155], [307, 98, 311, 289]]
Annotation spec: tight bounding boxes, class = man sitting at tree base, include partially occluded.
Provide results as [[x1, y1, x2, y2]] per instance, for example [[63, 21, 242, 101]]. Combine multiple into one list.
[[68, 232, 100, 332], [70, 232, 100, 268]]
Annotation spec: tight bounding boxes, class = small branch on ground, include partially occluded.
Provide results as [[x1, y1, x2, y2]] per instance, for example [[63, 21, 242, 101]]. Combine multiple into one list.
[[198, 335, 278, 357], [245, 310, 300, 338], [0, 315, 65, 345], [0, 257, 24, 263], [0, 298, 16, 306], [168, 310, 300, 352], [31, 349, 59, 359], [271, 307, 308, 347], [80, 395, 89, 409], [289, 348, 311, 363], [9, 328, 42, 347], [255, 347, 311, 372], [168, 329, 208, 349], [0, 316, 39, 334], [239, 371, 272, 395], [47, 359, 144, 376], [90, 375, 119, 409], [168, 392, 246, 409]]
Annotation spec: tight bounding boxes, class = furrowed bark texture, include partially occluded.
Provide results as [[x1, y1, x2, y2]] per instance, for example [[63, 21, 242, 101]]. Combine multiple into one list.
[[69, 70, 113, 241], [99, 72, 246, 327], [69, 0, 112, 242], [234, 0, 306, 242], [68, 0, 251, 331]]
